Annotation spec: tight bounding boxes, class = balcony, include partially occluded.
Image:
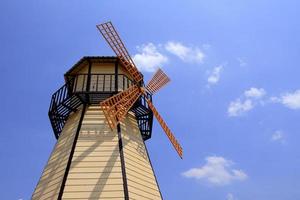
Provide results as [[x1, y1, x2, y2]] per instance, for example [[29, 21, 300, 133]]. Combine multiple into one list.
[[48, 73, 153, 140]]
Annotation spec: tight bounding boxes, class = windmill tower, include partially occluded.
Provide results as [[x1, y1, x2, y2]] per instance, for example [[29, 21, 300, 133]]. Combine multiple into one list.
[[32, 22, 183, 200]]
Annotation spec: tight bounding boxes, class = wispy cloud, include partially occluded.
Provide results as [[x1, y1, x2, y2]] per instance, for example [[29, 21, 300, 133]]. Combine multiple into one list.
[[228, 87, 266, 117], [244, 87, 266, 99], [237, 57, 247, 67], [207, 65, 223, 85], [133, 43, 168, 72], [182, 156, 247, 186], [271, 130, 286, 144], [165, 41, 205, 63], [229, 88, 300, 116], [227, 193, 237, 200], [228, 99, 254, 117]]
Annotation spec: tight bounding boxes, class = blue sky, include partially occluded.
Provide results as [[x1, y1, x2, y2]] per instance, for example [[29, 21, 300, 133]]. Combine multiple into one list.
[[1, 0, 300, 199]]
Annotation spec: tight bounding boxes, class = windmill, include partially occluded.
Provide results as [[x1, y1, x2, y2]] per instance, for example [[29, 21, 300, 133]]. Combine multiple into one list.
[[32, 21, 182, 200], [97, 22, 183, 159]]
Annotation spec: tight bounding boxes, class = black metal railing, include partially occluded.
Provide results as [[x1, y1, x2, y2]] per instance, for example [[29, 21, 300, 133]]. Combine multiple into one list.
[[48, 78, 82, 138], [131, 92, 153, 140], [72, 73, 133, 93], [48, 73, 153, 140], [49, 80, 72, 113]]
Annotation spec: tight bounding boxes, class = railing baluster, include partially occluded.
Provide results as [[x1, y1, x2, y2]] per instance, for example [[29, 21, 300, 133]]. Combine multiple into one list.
[[63, 85, 66, 100], [60, 87, 64, 103], [103, 75, 106, 91], [60, 87, 63, 103], [61, 87, 64, 103], [57, 89, 61, 104], [74, 76, 78, 92], [110, 75, 112, 92], [123, 75, 125, 90], [96, 75, 99, 92], [82, 75, 86, 91]]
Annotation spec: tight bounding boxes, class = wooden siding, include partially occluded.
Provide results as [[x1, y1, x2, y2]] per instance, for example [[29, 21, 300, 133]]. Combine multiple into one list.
[[121, 113, 162, 200], [62, 105, 124, 199], [91, 63, 115, 74], [32, 110, 82, 200], [33, 105, 162, 200]]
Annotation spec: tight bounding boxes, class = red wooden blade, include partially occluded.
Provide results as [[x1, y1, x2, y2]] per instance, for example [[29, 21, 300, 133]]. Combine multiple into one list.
[[97, 22, 143, 83], [100, 85, 142, 130], [146, 68, 170, 94], [146, 98, 183, 158]]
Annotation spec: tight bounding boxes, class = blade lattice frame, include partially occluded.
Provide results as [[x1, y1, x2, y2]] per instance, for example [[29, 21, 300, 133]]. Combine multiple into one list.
[[146, 99, 183, 158], [100, 85, 142, 130], [146, 68, 170, 94], [97, 22, 143, 83]]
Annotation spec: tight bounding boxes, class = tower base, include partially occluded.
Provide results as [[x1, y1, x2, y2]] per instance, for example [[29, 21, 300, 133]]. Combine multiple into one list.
[[32, 105, 162, 200]]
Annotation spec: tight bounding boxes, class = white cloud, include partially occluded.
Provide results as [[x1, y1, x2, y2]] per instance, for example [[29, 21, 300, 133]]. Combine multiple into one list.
[[244, 87, 266, 99], [271, 130, 285, 144], [280, 90, 300, 109], [227, 193, 237, 200], [133, 41, 207, 71], [228, 99, 254, 117], [133, 43, 168, 72], [270, 90, 300, 109], [228, 87, 267, 117], [207, 66, 223, 85], [182, 156, 247, 186], [165, 41, 205, 63], [270, 96, 281, 103], [229, 88, 300, 115], [272, 131, 283, 141], [237, 57, 247, 67]]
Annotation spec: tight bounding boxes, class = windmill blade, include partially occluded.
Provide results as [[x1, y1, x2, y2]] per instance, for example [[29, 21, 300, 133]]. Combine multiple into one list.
[[145, 99, 183, 158], [96, 21, 143, 83], [146, 68, 170, 94], [100, 85, 142, 130]]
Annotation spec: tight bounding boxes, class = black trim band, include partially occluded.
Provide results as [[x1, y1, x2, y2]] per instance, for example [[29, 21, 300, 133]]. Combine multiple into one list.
[[115, 60, 119, 93], [117, 124, 129, 200]]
